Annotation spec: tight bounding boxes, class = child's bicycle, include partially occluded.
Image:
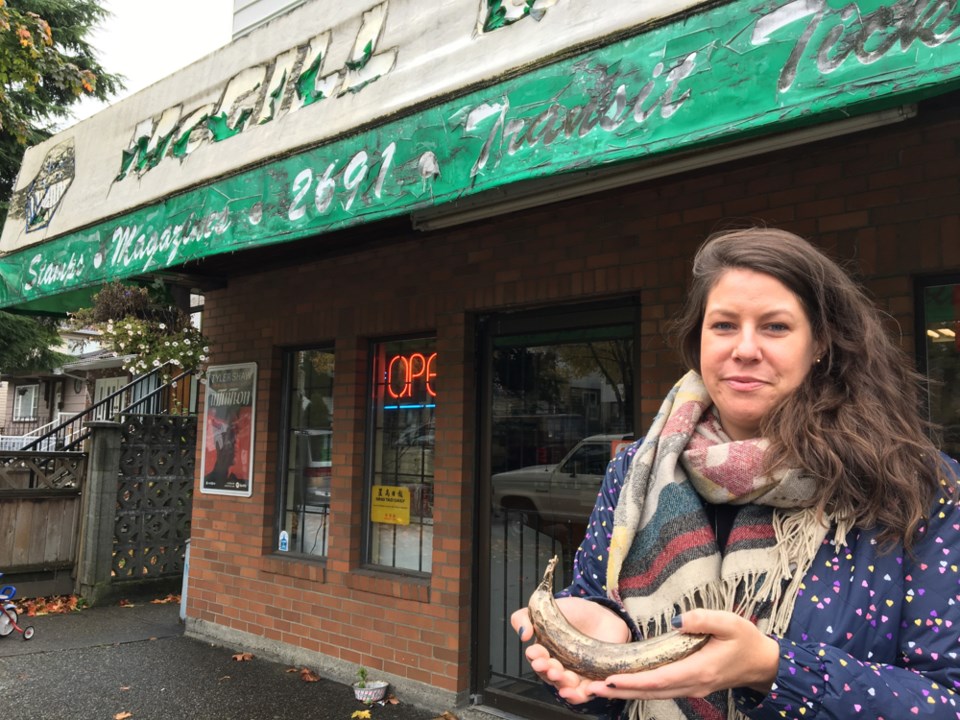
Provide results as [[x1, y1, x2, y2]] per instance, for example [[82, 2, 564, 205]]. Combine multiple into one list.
[[0, 573, 35, 641]]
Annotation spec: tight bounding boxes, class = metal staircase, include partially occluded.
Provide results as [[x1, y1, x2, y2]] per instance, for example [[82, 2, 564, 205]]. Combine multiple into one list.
[[19, 364, 199, 452]]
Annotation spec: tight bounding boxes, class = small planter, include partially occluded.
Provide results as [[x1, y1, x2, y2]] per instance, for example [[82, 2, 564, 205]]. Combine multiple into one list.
[[353, 680, 389, 703]]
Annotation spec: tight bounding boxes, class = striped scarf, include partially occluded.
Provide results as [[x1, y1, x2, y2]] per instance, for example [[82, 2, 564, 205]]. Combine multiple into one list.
[[607, 371, 841, 720]]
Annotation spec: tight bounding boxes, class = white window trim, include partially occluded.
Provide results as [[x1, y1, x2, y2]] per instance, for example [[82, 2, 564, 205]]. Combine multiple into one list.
[[14, 383, 40, 421]]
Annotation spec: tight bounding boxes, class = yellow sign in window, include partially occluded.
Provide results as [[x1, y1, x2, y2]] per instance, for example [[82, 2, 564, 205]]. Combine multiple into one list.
[[370, 485, 410, 525]]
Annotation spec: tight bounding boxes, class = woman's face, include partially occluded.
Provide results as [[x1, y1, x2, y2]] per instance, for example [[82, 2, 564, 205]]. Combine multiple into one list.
[[700, 268, 820, 441]]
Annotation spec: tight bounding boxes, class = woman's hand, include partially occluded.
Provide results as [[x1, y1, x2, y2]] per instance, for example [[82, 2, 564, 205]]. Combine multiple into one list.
[[584, 609, 780, 701], [510, 597, 632, 705]]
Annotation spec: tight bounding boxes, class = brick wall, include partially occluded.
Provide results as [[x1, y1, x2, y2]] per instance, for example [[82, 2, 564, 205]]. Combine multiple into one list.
[[186, 100, 960, 696]]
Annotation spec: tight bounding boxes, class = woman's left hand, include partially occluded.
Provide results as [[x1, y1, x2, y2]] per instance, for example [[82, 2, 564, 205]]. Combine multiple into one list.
[[584, 609, 780, 701]]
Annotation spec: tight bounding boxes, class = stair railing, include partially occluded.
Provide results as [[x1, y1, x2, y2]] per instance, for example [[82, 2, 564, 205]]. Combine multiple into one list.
[[19, 363, 198, 452]]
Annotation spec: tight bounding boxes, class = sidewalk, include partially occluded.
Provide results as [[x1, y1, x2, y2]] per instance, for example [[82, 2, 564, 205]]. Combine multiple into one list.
[[0, 599, 467, 720]]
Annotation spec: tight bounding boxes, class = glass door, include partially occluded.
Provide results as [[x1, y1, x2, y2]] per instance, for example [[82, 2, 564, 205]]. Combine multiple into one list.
[[476, 301, 638, 718]]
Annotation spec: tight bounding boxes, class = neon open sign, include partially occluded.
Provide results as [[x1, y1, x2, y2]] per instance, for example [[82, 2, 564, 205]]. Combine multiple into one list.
[[387, 352, 437, 399]]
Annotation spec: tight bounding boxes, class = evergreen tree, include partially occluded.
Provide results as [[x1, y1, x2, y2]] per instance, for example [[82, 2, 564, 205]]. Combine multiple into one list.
[[0, 0, 122, 226], [0, 310, 66, 373]]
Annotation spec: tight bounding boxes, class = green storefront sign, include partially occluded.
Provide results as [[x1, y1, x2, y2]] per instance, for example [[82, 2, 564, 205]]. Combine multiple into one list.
[[2, 0, 959, 311]]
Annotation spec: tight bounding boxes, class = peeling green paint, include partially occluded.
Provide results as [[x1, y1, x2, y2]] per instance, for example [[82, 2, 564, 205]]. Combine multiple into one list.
[[296, 54, 327, 107], [4, 0, 960, 310], [116, 127, 178, 181], [114, 3, 395, 182], [341, 72, 382, 95], [171, 114, 212, 159], [484, 0, 512, 32], [206, 108, 255, 142], [484, 0, 540, 31], [345, 40, 374, 71], [259, 69, 289, 124], [116, 141, 145, 181]]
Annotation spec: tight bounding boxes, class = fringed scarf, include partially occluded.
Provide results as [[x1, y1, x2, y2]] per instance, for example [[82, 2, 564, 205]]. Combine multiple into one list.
[[607, 371, 848, 720]]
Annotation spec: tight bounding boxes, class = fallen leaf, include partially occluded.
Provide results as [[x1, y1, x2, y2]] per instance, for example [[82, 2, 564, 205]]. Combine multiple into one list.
[[386, 694, 399, 705], [22, 594, 84, 616], [351, 712, 371, 719], [432, 712, 459, 720], [299, 667, 320, 682], [150, 594, 180, 605], [119, 686, 131, 692], [285, 667, 298, 673], [114, 712, 133, 720], [231, 652, 254, 662], [118, 599, 135, 608]]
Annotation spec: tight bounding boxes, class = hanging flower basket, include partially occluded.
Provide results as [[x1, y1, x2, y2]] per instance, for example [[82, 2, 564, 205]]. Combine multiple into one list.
[[352, 680, 388, 703], [69, 281, 210, 383]]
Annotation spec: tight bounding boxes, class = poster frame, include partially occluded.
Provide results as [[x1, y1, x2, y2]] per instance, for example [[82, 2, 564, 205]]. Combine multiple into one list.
[[199, 362, 257, 497]]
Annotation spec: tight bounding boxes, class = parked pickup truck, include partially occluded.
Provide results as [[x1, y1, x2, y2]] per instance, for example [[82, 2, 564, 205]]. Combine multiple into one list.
[[491, 434, 633, 524]]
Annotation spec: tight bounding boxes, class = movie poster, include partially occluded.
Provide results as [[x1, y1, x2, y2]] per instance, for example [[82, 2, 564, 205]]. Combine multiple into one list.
[[200, 363, 257, 497]]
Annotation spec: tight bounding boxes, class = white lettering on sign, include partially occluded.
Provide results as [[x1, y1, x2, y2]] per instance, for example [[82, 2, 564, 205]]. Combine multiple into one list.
[[106, 208, 233, 275], [286, 142, 402, 222], [117, 2, 397, 182], [26, 252, 85, 292], [753, 0, 960, 92], [466, 53, 697, 177], [209, 389, 253, 406]]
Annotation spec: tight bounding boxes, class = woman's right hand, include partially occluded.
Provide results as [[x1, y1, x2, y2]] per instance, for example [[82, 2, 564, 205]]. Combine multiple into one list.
[[510, 597, 631, 705]]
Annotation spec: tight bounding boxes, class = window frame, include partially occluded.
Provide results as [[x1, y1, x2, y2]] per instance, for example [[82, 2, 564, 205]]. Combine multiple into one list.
[[14, 383, 40, 421], [362, 334, 437, 576], [274, 344, 335, 560]]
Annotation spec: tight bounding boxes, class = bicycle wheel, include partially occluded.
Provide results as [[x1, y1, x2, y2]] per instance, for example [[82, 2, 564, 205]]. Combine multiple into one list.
[[0, 607, 16, 636]]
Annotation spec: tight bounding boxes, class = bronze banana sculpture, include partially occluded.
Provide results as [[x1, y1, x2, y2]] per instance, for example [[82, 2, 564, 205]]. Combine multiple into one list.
[[527, 556, 709, 680]]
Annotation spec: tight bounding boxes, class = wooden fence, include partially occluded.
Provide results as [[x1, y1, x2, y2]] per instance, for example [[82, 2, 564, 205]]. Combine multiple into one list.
[[0, 451, 86, 578]]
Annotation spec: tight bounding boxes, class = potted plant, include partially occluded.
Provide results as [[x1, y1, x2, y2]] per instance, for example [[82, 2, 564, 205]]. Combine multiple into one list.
[[352, 666, 388, 703]]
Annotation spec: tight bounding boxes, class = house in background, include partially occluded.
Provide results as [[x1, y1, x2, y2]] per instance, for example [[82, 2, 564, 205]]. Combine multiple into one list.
[[0, 285, 206, 449], [0, 326, 133, 448]]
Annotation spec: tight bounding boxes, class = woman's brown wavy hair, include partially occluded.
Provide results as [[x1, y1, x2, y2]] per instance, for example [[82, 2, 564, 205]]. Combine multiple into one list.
[[672, 227, 954, 548]]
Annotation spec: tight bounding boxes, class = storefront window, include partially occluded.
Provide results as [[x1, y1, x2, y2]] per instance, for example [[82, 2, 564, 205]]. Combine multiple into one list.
[[277, 348, 334, 557], [921, 279, 960, 461], [366, 337, 436, 573]]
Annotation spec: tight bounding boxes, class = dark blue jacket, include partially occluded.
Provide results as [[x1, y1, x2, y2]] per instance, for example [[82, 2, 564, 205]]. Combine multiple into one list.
[[557, 441, 960, 719]]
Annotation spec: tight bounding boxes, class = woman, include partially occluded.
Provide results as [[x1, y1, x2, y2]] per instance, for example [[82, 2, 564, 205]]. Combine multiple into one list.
[[511, 227, 960, 720]]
